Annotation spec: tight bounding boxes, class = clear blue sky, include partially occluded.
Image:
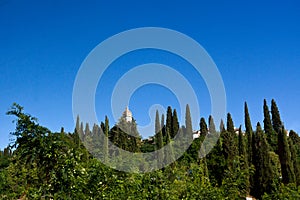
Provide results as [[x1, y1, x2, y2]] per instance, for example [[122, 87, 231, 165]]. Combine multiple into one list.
[[1, 0, 300, 149]]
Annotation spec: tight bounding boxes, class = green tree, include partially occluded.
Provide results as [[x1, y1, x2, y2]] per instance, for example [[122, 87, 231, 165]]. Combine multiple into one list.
[[278, 126, 296, 184], [200, 117, 208, 138], [208, 115, 216, 134], [103, 116, 109, 162], [226, 113, 235, 134], [155, 110, 164, 168], [244, 102, 253, 165], [288, 138, 300, 185], [263, 99, 276, 151], [222, 113, 237, 168], [252, 122, 276, 198], [271, 99, 282, 134], [219, 119, 225, 133], [172, 109, 179, 137], [166, 106, 173, 138], [185, 104, 193, 136]]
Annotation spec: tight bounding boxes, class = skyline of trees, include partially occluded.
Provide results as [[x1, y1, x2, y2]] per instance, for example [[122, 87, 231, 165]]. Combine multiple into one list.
[[0, 99, 300, 199]]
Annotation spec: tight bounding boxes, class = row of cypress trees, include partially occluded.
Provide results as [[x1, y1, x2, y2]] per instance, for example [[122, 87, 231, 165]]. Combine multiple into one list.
[[74, 99, 300, 199]]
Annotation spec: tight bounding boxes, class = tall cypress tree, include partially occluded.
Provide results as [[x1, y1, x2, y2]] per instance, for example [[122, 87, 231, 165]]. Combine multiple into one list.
[[164, 126, 175, 166], [220, 119, 225, 133], [172, 109, 179, 137], [238, 126, 247, 160], [75, 115, 80, 133], [208, 115, 216, 134], [222, 130, 238, 168], [166, 106, 173, 138], [278, 126, 295, 184], [226, 113, 235, 134], [185, 104, 193, 136], [103, 116, 109, 162], [271, 99, 282, 134], [80, 122, 84, 141], [288, 138, 300, 185], [244, 102, 253, 165], [200, 117, 208, 137], [161, 114, 166, 143], [161, 114, 165, 133], [263, 99, 275, 150], [253, 122, 275, 198], [74, 115, 81, 147], [270, 99, 281, 151], [155, 110, 164, 168]]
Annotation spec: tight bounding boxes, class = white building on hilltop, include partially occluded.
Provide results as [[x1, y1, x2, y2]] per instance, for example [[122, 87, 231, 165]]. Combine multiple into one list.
[[122, 106, 133, 122]]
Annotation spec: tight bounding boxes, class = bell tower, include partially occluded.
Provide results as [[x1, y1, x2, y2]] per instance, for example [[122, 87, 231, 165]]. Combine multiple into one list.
[[122, 106, 132, 122]]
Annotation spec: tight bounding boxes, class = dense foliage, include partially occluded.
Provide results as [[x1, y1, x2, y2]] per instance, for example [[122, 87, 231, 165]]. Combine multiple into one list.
[[0, 100, 300, 199]]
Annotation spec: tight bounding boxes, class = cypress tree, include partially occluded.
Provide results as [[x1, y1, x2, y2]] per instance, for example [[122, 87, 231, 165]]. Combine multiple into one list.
[[80, 122, 84, 141], [263, 99, 276, 151], [104, 116, 109, 162], [73, 115, 81, 147], [161, 114, 165, 133], [200, 117, 208, 138], [288, 138, 300, 185], [164, 126, 175, 166], [226, 113, 235, 134], [128, 118, 141, 152], [263, 99, 273, 134], [220, 119, 225, 133], [271, 99, 282, 134], [92, 124, 98, 136], [161, 114, 166, 143], [75, 115, 80, 133], [184, 104, 193, 157], [244, 102, 253, 165], [185, 104, 193, 136], [206, 135, 226, 186], [208, 115, 216, 134], [85, 123, 90, 136], [166, 106, 173, 137], [155, 110, 161, 135], [222, 130, 238, 168], [238, 125, 250, 193], [278, 126, 295, 184], [253, 122, 275, 198], [172, 109, 179, 137], [289, 130, 300, 145], [238, 126, 247, 160], [155, 110, 164, 168], [270, 99, 281, 151]]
